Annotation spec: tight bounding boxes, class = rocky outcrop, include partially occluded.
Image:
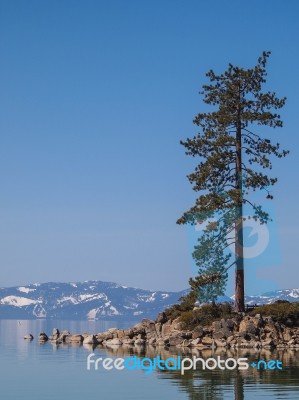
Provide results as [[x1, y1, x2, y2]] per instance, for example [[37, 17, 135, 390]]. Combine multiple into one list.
[[89, 313, 299, 349], [28, 312, 299, 350]]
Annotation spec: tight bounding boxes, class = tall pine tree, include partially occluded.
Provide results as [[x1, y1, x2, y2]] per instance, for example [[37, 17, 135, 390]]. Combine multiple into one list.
[[178, 51, 288, 312]]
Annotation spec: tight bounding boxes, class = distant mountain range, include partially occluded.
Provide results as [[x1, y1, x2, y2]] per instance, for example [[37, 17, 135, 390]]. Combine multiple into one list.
[[0, 280, 187, 320], [243, 288, 299, 305], [0, 281, 298, 320], [205, 289, 299, 305]]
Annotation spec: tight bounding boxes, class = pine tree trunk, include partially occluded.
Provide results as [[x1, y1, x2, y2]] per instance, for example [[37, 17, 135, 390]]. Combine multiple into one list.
[[235, 97, 245, 312], [235, 208, 245, 312]]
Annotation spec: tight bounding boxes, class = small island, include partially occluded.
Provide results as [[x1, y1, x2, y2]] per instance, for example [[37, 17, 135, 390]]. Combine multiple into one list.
[[26, 301, 299, 351]]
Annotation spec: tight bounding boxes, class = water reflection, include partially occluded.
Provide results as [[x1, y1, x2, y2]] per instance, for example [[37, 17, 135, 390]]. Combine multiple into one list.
[[35, 337, 299, 399], [87, 345, 299, 400], [1, 320, 299, 399]]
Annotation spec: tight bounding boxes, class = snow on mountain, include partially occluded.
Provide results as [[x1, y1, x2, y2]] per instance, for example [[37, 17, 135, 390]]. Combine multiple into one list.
[[17, 287, 36, 294], [0, 296, 40, 307], [1, 281, 298, 320], [0, 280, 187, 320], [238, 288, 299, 305], [289, 289, 299, 298]]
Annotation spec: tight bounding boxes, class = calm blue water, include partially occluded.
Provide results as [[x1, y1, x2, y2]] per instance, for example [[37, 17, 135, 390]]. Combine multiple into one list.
[[0, 320, 299, 400]]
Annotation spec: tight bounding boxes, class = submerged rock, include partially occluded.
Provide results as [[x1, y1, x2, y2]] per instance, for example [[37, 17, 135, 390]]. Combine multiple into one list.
[[24, 334, 34, 340], [39, 332, 49, 342]]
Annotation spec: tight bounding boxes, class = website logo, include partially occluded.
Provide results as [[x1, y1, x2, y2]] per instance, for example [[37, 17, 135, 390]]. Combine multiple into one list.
[[87, 354, 283, 375]]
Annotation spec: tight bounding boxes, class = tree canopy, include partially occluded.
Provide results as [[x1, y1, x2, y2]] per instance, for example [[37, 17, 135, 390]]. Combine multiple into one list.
[[178, 51, 289, 311]]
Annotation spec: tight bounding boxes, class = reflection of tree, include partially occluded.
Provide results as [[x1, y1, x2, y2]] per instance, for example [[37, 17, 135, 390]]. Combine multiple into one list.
[[234, 371, 244, 400], [249, 349, 299, 393], [155, 366, 244, 400], [153, 349, 299, 400], [88, 345, 299, 399]]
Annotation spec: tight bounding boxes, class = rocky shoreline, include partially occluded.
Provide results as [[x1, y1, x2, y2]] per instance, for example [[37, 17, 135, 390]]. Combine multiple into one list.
[[24, 312, 299, 350]]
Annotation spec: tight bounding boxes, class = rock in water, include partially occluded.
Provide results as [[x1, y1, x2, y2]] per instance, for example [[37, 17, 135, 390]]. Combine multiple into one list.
[[106, 338, 122, 346], [83, 335, 98, 345], [69, 334, 84, 343], [52, 328, 60, 336], [39, 332, 49, 342]]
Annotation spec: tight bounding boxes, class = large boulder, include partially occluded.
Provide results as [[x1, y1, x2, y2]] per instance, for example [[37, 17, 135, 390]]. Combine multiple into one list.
[[155, 323, 162, 337], [171, 318, 183, 331], [156, 312, 168, 324], [156, 337, 169, 346], [59, 333, 71, 343], [147, 338, 156, 345], [39, 333, 48, 342], [212, 319, 235, 339], [60, 330, 71, 336], [107, 338, 122, 346], [168, 333, 184, 347], [161, 321, 173, 337], [212, 321, 222, 331], [214, 339, 227, 347], [122, 338, 135, 345], [213, 329, 232, 340], [102, 332, 114, 341], [141, 318, 155, 326], [48, 328, 61, 342], [239, 319, 258, 335], [116, 330, 125, 339], [69, 334, 84, 343], [52, 328, 60, 336], [282, 328, 292, 342], [261, 339, 274, 348], [201, 336, 213, 346], [133, 323, 146, 335], [123, 329, 134, 339], [83, 335, 98, 345], [192, 326, 204, 339], [190, 338, 201, 347], [222, 319, 235, 330], [144, 321, 157, 340]]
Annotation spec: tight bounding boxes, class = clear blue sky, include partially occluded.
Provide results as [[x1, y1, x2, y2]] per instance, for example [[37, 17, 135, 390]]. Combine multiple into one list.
[[0, 0, 298, 294]]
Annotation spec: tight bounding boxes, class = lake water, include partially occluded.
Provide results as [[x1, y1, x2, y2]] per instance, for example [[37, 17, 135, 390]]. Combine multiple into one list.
[[0, 320, 299, 400]]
